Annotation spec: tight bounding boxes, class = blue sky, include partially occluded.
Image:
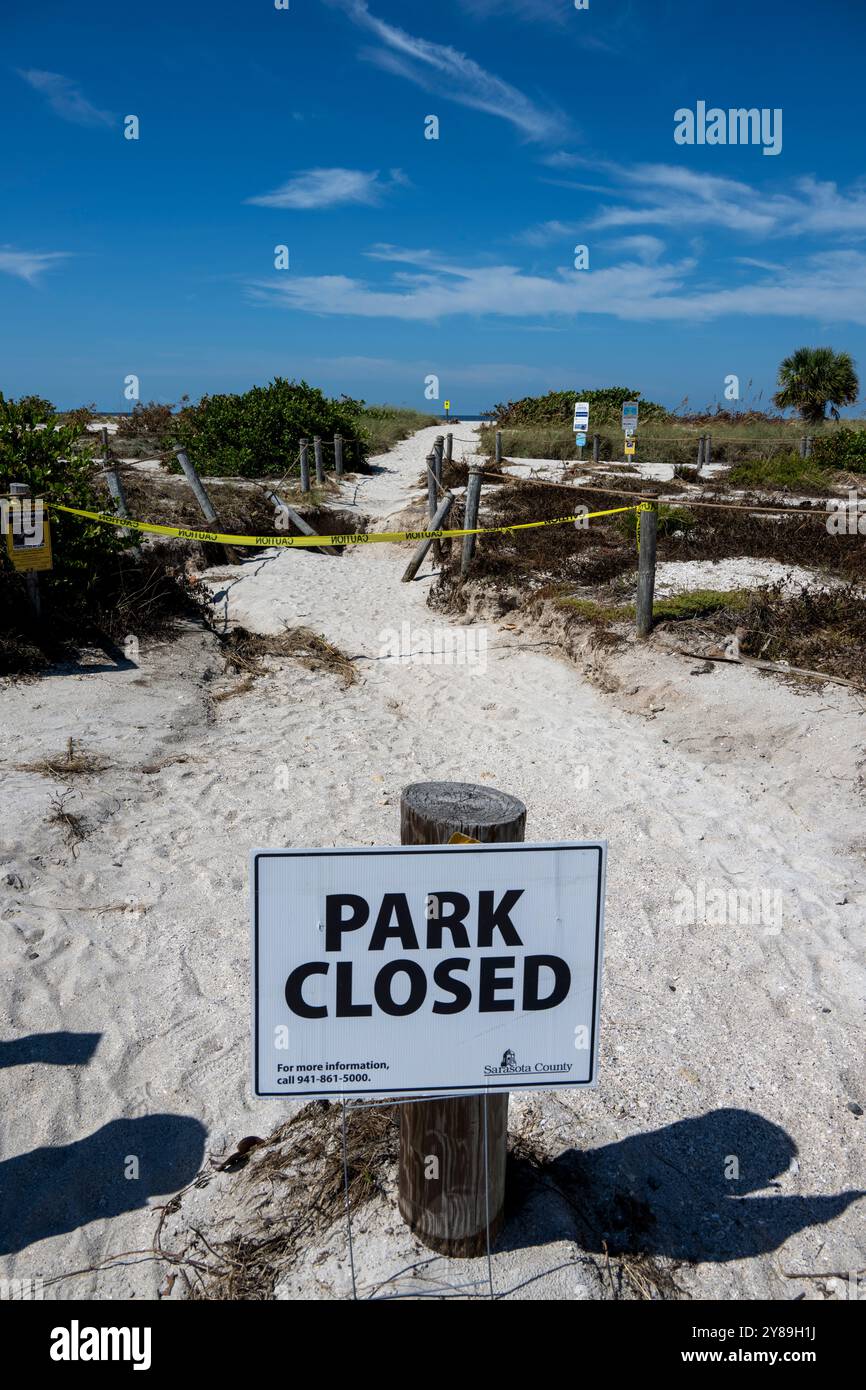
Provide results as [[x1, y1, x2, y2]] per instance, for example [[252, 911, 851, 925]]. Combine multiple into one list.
[[4, 0, 866, 414]]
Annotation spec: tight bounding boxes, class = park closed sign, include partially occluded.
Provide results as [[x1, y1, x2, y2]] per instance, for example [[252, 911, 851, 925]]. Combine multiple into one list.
[[252, 842, 606, 1098]]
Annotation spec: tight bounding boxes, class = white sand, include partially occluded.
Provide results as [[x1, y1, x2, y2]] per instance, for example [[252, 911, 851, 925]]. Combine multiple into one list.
[[1, 423, 863, 1300]]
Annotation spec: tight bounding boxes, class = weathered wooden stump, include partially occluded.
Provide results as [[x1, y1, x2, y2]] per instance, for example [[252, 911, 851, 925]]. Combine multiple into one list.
[[398, 781, 526, 1257]]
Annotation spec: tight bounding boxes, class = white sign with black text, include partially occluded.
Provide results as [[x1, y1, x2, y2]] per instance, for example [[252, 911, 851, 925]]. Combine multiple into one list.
[[252, 842, 606, 1099]]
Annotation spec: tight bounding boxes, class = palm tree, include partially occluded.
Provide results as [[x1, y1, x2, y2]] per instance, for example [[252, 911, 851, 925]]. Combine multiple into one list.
[[773, 347, 859, 425]]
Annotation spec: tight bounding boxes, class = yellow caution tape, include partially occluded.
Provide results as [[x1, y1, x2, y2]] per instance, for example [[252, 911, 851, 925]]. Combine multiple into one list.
[[636, 499, 656, 551], [51, 501, 640, 549]]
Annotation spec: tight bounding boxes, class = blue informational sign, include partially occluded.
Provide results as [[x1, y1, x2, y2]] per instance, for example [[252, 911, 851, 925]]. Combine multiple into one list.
[[575, 432, 587, 447]]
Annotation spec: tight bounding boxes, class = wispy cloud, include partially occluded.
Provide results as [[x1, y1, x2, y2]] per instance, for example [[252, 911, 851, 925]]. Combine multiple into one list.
[[579, 163, 866, 240], [326, 0, 568, 143], [0, 247, 69, 284], [17, 69, 113, 127], [246, 167, 406, 210], [249, 242, 866, 326]]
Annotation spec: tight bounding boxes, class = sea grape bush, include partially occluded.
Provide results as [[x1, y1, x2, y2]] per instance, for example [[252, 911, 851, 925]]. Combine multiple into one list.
[[116, 400, 181, 441], [492, 388, 669, 428], [172, 378, 367, 477], [811, 427, 866, 474], [0, 392, 123, 607]]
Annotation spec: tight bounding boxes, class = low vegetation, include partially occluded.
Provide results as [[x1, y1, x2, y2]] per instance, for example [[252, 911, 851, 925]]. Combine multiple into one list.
[[726, 452, 834, 492]]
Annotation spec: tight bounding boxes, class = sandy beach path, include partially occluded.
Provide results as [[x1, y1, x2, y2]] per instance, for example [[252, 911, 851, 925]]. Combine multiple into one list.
[[1, 423, 863, 1299]]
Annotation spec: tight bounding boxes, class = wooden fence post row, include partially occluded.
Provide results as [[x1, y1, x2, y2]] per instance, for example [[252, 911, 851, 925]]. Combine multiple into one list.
[[398, 781, 525, 1256]]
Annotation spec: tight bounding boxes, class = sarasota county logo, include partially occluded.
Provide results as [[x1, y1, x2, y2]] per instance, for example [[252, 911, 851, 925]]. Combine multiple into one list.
[[483, 1047, 573, 1079], [484, 1048, 531, 1077]]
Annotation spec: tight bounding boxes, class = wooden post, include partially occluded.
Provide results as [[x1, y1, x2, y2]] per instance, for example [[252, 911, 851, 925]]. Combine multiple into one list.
[[173, 448, 238, 563], [636, 502, 658, 639], [697, 435, 705, 469], [398, 781, 526, 1256], [314, 436, 324, 485], [445, 433, 453, 464], [401, 492, 454, 582], [426, 452, 442, 564], [299, 439, 310, 494], [805, 435, 813, 459], [495, 431, 503, 465], [425, 451, 438, 523], [9, 482, 41, 616], [592, 433, 600, 462], [433, 437, 444, 486], [99, 427, 137, 546], [265, 490, 336, 555], [461, 464, 484, 578], [334, 434, 343, 477], [705, 433, 712, 467]]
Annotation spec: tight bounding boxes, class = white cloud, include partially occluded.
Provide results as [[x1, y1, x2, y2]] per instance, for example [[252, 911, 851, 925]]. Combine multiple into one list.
[[577, 162, 866, 240], [248, 243, 866, 326], [326, 0, 568, 143], [17, 69, 113, 127], [0, 247, 69, 284], [246, 167, 405, 210]]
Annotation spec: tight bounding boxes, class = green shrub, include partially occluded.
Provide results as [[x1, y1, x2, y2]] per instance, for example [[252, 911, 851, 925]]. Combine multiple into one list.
[[116, 400, 181, 441], [56, 403, 97, 434], [810, 427, 866, 473], [172, 378, 367, 477], [492, 387, 669, 428], [0, 392, 123, 612]]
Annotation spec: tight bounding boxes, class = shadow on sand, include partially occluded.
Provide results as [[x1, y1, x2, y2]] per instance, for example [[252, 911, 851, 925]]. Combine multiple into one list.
[[503, 1107, 864, 1264], [0, 1114, 207, 1256]]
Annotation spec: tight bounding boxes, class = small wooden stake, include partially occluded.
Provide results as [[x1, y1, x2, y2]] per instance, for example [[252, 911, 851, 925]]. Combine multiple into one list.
[[334, 434, 344, 477], [314, 436, 324, 485], [592, 433, 600, 462], [495, 431, 503, 465], [398, 781, 526, 1257], [299, 439, 310, 493]]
